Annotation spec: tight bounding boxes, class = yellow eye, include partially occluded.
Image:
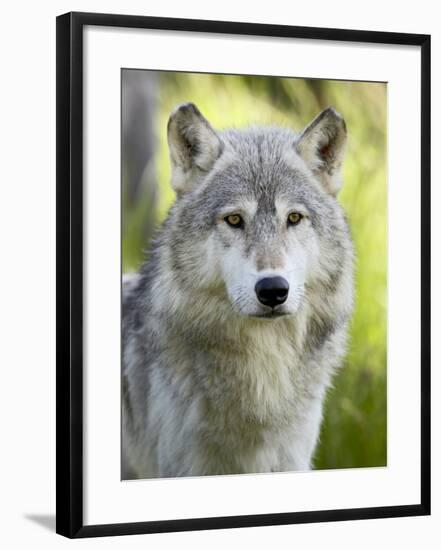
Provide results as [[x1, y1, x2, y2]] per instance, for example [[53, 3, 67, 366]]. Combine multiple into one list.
[[287, 212, 302, 225], [225, 214, 243, 228]]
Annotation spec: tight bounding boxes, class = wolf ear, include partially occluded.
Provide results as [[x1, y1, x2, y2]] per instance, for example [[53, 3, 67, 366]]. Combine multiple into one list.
[[296, 107, 347, 196], [167, 103, 223, 194]]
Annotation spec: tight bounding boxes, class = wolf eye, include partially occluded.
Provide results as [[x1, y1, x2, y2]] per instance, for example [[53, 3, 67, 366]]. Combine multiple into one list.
[[287, 212, 302, 226], [225, 214, 244, 228]]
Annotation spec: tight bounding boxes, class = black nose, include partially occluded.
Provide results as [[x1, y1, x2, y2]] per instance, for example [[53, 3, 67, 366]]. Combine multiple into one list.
[[255, 277, 289, 308]]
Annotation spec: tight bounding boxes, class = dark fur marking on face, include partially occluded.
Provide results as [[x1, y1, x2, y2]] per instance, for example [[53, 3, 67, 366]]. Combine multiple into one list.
[[306, 315, 337, 352], [217, 231, 232, 249], [255, 246, 285, 271]]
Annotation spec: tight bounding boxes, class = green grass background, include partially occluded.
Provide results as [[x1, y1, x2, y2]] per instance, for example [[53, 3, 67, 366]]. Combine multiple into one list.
[[123, 71, 387, 470]]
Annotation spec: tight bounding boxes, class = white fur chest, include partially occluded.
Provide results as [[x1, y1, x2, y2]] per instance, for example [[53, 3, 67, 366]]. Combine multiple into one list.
[[202, 319, 313, 429], [194, 323, 325, 474]]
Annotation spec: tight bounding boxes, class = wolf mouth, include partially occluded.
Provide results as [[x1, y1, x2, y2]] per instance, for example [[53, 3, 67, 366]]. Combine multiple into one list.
[[250, 310, 290, 319]]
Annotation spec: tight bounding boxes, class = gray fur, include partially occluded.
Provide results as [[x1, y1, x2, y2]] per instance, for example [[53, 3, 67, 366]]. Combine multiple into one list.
[[122, 103, 354, 478]]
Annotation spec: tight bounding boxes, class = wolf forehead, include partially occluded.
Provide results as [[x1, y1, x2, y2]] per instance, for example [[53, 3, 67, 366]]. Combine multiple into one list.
[[187, 130, 339, 233], [188, 146, 325, 233], [209, 127, 314, 196]]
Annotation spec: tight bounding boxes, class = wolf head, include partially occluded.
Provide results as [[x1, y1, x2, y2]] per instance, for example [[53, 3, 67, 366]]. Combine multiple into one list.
[[164, 103, 350, 320]]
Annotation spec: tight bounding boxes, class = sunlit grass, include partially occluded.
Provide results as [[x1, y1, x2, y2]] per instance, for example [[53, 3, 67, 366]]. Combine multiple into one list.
[[123, 71, 387, 469]]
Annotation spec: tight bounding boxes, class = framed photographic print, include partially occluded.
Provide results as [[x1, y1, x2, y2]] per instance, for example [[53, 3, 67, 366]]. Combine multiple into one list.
[[56, 11, 431, 538]]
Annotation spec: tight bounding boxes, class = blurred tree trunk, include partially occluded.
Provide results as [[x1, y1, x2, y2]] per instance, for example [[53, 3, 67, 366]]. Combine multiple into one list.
[[122, 70, 158, 248]]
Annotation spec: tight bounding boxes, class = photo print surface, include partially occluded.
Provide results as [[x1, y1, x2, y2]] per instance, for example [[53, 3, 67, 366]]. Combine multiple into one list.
[[121, 69, 387, 480]]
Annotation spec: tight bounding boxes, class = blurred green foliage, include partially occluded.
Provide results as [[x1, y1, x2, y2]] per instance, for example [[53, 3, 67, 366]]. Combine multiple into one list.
[[123, 71, 387, 470]]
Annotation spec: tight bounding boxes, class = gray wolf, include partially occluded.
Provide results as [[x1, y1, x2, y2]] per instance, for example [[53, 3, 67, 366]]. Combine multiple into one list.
[[122, 103, 354, 478]]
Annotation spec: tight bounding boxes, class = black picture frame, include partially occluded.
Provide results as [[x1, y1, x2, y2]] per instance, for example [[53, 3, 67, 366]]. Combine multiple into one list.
[[56, 11, 431, 539]]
